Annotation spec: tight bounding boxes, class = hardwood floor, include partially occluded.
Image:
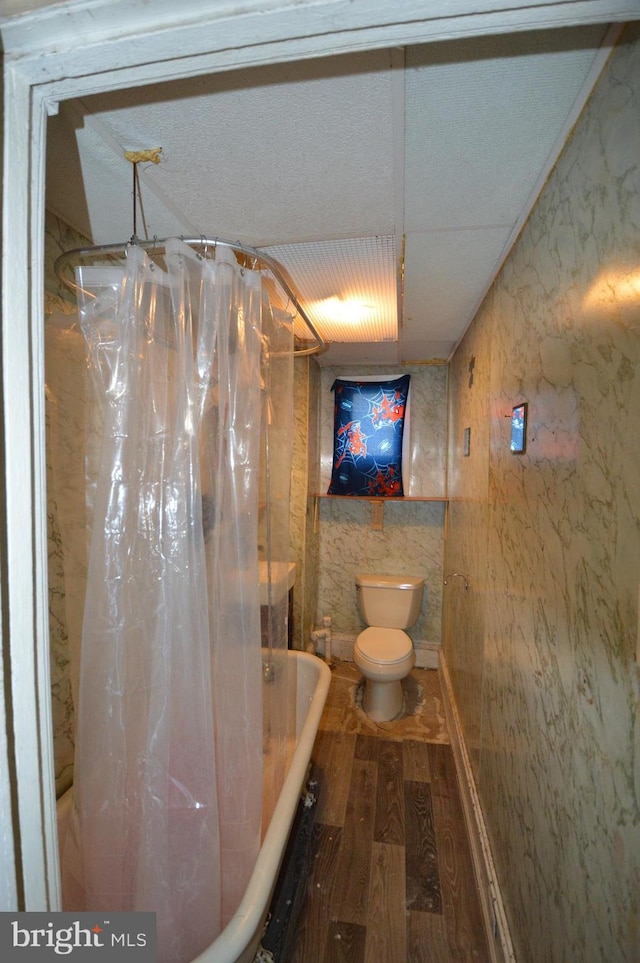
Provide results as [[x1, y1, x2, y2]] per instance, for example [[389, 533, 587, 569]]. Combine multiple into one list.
[[288, 662, 490, 963]]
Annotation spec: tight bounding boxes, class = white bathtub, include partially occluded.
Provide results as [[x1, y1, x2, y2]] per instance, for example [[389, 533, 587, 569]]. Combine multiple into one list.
[[57, 650, 330, 963]]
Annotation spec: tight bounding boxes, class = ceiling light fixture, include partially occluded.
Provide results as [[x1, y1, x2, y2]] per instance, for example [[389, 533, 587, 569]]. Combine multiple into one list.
[[262, 236, 397, 344], [314, 296, 375, 326]]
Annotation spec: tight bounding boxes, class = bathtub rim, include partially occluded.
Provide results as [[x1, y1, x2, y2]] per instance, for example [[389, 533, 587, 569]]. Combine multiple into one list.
[[192, 649, 330, 963]]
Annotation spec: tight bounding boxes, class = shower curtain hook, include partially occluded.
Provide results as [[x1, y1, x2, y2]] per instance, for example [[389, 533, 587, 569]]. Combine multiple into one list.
[[237, 240, 246, 276], [282, 292, 294, 317], [149, 235, 158, 270]]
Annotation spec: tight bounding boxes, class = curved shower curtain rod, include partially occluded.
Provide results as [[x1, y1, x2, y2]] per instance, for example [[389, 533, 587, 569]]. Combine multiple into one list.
[[54, 235, 326, 357]]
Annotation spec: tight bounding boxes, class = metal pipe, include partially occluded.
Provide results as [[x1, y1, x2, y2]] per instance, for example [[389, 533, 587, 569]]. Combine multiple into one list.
[[444, 572, 470, 589], [53, 235, 326, 357]]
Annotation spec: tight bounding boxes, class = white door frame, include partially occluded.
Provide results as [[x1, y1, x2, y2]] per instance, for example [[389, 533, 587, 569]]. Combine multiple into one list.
[[1, 0, 635, 911]]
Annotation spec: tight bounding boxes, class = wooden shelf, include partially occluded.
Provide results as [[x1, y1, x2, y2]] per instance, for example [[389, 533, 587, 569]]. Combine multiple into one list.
[[313, 494, 447, 502]]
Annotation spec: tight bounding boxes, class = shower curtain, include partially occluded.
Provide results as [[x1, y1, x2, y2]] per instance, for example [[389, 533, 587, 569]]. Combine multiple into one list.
[[60, 238, 293, 963]]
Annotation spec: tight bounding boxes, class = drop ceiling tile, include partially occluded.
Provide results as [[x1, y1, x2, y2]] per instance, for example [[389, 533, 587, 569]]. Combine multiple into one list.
[[80, 51, 396, 246], [398, 341, 456, 363], [47, 103, 192, 242], [403, 26, 608, 231], [317, 341, 400, 366], [402, 227, 507, 342]]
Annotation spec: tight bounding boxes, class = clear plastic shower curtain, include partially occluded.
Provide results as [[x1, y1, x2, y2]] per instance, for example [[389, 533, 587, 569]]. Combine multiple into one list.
[[61, 239, 268, 962], [258, 293, 295, 830]]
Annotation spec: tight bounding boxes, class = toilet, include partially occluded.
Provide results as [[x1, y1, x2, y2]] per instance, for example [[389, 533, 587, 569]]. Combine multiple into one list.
[[353, 573, 425, 722]]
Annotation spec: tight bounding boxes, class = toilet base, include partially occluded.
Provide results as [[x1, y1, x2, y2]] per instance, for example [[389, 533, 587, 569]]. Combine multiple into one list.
[[361, 677, 404, 723]]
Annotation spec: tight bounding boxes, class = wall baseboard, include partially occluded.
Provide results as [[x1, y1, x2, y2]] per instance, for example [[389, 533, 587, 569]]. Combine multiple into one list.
[[438, 653, 516, 963]]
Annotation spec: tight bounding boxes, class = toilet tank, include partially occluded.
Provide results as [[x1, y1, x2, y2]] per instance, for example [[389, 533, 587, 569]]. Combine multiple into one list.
[[356, 573, 425, 629]]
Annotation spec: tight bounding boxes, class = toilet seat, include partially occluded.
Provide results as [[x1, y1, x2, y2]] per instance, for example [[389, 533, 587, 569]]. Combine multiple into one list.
[[355, 626, 413, 664]]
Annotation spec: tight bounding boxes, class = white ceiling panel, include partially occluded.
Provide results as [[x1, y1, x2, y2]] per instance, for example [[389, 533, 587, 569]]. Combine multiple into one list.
[[73, 51, 397, 247], [47, 102, 194, 241], [403, 26, 609, 231], [399, 341, 457, 363], [320, 342, 400, 366], [44, 21, 614, 364], [402, 227, 508, 339]]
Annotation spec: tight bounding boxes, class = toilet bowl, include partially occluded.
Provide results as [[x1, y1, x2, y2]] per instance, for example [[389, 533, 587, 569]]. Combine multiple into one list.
[[353, 574, 424, 722]]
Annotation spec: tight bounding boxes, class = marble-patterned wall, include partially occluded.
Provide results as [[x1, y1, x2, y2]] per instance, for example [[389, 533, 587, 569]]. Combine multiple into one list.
[[444, 315, 492, 765], [45, 211, 92, 796], [290, 356, 321, 649], [315, 364, 448, 664], [304, 359, 322, 647], [444, 25, 640, 963]]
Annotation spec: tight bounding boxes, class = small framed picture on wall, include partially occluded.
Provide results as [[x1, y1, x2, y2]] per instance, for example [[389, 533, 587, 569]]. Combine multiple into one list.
[[511, 402, 528, 453]]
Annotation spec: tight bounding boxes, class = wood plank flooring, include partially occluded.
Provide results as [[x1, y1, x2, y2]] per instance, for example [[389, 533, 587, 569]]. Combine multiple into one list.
[[288, 662, 490, 963]]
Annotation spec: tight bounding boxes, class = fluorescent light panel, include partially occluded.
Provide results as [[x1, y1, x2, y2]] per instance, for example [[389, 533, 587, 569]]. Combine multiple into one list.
[[263, 235, 397, 343]]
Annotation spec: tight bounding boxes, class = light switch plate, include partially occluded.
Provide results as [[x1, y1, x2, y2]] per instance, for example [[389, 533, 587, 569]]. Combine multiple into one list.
[[370, 500, 384, 530]]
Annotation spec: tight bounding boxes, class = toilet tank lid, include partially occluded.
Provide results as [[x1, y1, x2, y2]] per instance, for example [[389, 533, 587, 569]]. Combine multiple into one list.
[[356, 573, 424, 590]]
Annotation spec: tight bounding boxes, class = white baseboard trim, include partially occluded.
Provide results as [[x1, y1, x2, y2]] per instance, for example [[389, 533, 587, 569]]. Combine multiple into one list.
[[438, 652, 516, 963]]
